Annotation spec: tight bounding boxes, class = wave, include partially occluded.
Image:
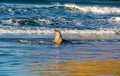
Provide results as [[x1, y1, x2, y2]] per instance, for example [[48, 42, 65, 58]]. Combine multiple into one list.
[[0, 28, 118, 35], [109, 17, 120, 23], [0, 3, 120, 36], [0, 18, 53, 26], [64, 4, 120, 14], [1, 3, 120, 17], [1, 12, 120, 25], [1, 17, 120, 31]]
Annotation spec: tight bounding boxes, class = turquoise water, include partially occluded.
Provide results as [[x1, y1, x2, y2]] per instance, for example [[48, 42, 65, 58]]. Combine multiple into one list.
[[0, 2, 120, 76]]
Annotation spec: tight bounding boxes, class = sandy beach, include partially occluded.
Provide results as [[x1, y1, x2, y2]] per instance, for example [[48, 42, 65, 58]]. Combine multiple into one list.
[[31, 59, 120, 76]]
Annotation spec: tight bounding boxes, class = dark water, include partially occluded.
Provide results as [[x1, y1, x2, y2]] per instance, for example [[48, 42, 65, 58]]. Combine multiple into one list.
[[0, 2, 120, 76], [0, 0, 114, 3]]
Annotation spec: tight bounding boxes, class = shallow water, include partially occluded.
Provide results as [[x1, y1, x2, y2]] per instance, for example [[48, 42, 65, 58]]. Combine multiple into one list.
[[0, 34, 120, 76]]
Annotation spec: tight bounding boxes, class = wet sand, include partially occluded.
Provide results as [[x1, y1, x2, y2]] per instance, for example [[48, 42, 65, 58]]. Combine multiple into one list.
[[31, 59, 120, 76]]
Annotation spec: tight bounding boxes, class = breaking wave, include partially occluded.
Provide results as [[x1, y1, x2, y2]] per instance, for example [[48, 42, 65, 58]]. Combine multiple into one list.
[[64, 4, 120, 14], [0, 27, 118, 35], [0, 3, 120, 17], [109, 17, 120, 23], [0, 3, 120, 36], [0, 18, 53, 26]]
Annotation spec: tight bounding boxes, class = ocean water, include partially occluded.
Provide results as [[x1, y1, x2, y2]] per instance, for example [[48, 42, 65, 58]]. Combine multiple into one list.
[[0, 2, 120, 76]]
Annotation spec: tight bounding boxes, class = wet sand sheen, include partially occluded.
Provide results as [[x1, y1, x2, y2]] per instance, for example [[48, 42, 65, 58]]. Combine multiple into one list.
[[31, 60, 120, 76]]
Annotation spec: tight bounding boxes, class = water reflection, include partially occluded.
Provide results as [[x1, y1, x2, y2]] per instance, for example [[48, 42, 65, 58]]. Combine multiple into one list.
[[30, 59, 120, 76]]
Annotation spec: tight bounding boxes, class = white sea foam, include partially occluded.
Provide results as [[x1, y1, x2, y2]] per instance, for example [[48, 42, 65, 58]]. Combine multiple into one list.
[[0, 28, 116, 35], [73, 20, 82, 26], [8, 9, 14, 13], [62, 29, 116, 35], [109, 17, 120, 23], [0, 28, 53, 34], [35, 19, 53, 25], [1, 19, 19, 25], [1, 18, 53, 25], [1, 19, 13, 25], [64, 4, 120, 14]]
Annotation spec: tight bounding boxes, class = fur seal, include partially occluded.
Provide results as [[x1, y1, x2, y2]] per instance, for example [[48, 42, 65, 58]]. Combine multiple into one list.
[[54, 29, 63, 45]]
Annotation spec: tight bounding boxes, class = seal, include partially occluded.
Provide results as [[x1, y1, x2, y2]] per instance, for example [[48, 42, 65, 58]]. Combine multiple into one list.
[[54, 29, 62, 45]]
